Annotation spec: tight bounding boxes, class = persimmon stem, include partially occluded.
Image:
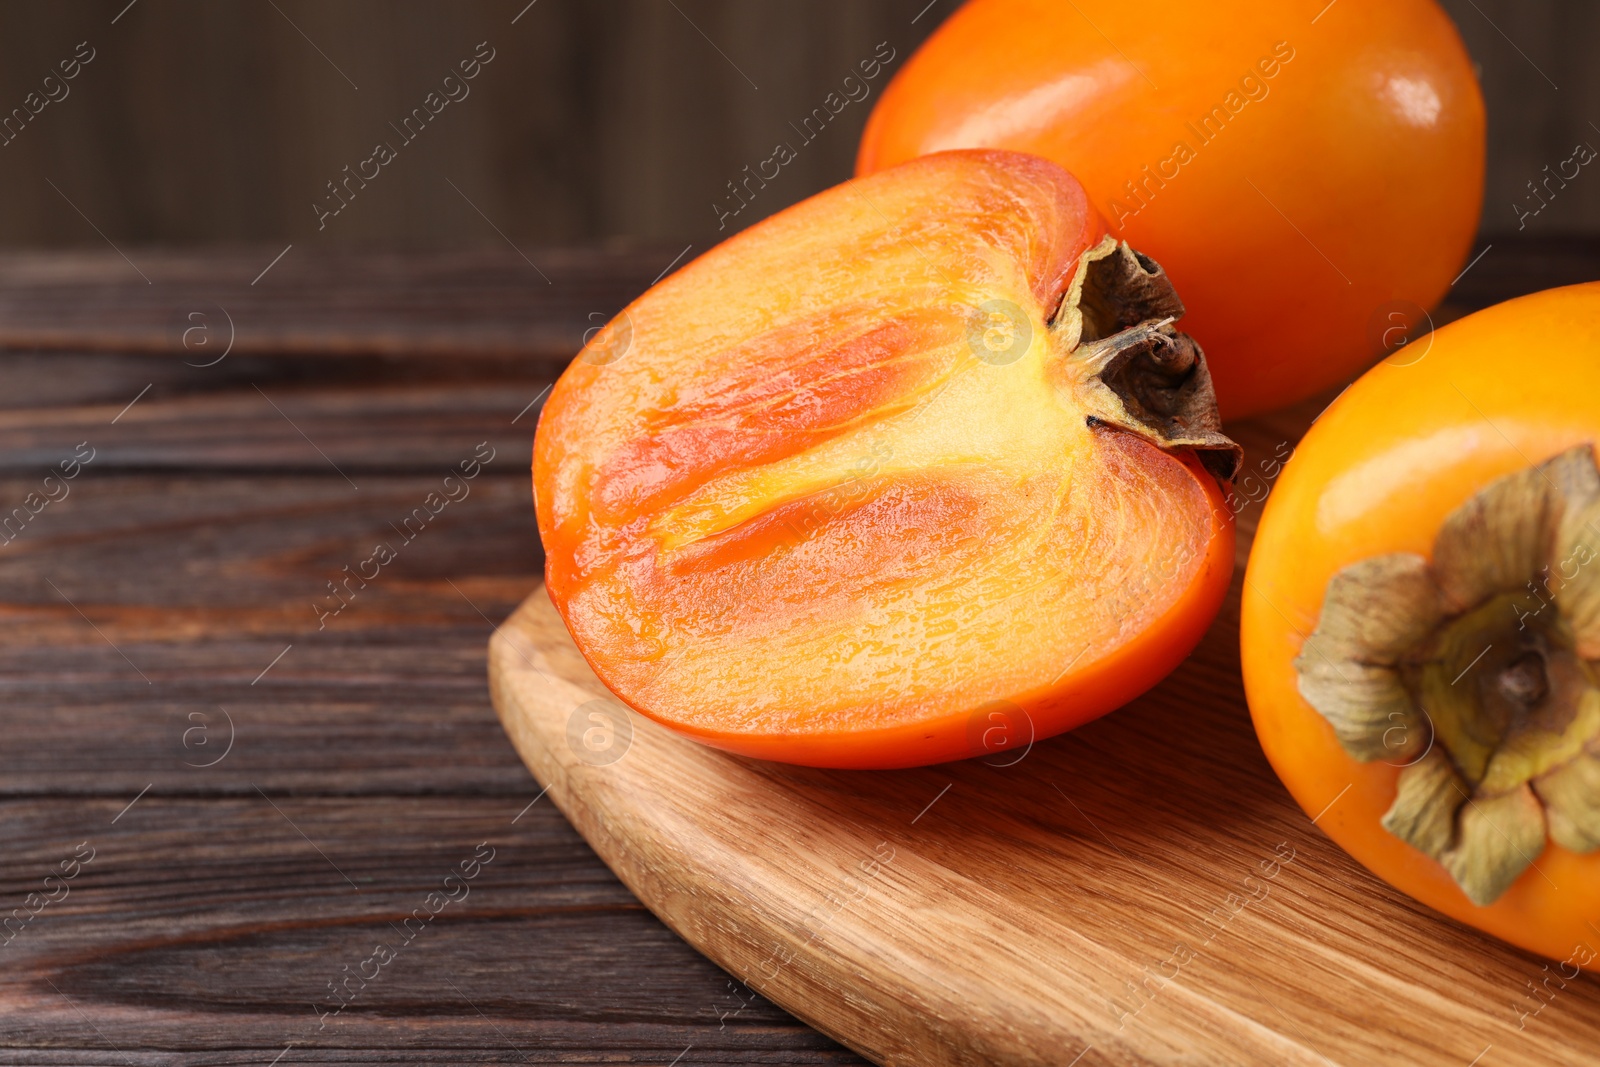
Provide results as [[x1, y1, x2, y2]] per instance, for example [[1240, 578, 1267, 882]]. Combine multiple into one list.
[[1056, 238, 1241, 483], [1498, 651, 1549, 709]]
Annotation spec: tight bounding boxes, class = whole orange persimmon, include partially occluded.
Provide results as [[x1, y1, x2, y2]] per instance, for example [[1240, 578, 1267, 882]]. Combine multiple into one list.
[[537, 150, 1240, 769], [858, 0, 1485, 419], [1243, 284, 1600, 968]]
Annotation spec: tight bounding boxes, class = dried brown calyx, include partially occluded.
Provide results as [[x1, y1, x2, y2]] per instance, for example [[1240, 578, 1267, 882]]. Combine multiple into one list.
[[1296, 445, 1600, 905], [1055, 236, 1242, 484]]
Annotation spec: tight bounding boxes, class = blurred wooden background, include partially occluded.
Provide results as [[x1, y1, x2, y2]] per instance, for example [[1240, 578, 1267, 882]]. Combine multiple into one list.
[[0, 0, 1594, 248]]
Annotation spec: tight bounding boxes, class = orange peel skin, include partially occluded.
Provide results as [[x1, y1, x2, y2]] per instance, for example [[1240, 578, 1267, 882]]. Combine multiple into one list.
[[856, 0, 1485, 420], [1242, 282, 1600, 966], [536, 150, 1236, 769]]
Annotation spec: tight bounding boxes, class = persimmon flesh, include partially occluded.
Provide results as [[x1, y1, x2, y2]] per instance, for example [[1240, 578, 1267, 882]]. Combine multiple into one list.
[[857, 0, 1485, 419], [536, 150, 1239, 768]]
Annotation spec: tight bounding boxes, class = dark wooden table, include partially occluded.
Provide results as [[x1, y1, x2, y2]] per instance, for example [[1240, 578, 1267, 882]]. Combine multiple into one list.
[[0, 238, 1589, 1065]]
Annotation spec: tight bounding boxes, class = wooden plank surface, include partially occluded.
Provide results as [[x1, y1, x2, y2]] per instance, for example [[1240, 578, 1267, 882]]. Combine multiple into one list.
[[0, 247, 671, 360], [0, 243, 1594, 1065]]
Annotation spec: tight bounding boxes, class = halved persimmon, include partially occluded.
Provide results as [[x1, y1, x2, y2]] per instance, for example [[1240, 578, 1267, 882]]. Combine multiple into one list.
[[536, 150, 1240, 768], [1243, 283, 1600, 967]]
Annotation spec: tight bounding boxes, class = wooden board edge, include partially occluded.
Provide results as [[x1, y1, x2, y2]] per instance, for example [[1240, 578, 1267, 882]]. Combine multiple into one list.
[[486, 590, 898, 1061], [484, 589, 1340, 1067]]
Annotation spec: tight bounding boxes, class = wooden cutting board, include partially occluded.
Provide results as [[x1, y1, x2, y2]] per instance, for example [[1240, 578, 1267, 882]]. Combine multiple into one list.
[[488, 405, 1600, 1067]]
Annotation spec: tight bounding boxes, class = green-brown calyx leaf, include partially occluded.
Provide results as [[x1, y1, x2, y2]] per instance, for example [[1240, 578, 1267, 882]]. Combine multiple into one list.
[[1295, 444, 1600, 906]]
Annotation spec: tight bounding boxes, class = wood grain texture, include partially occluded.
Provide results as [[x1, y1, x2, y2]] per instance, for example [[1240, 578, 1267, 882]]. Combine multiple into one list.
[[490, 406, 1600, 1066], [0, 0, 941, 248], [0, 797, 866, 1063], [0, 247, 669, 360], [0, 1, 1594, 246]]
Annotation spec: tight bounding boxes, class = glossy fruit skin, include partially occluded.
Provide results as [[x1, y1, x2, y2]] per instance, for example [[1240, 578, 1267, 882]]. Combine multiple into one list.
[[536, 150, 1235, 769], [858, 0, 1485, 419], [1242, 284, 1600, 967]]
